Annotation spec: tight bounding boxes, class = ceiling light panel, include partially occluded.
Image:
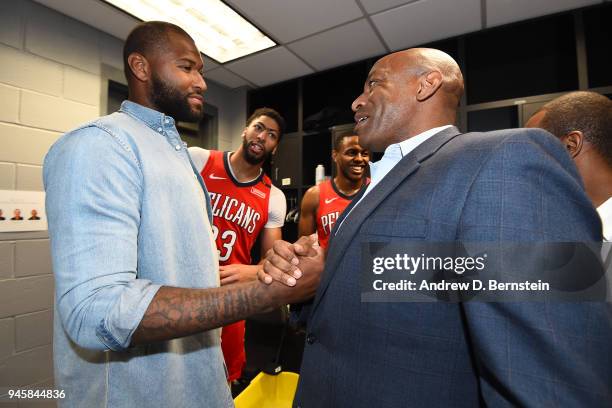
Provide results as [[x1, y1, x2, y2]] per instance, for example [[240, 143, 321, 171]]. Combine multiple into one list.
[[103, 0, 276, 63]]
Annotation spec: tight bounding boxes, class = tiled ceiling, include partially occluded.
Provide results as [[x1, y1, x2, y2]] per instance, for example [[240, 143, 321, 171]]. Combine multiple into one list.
[[34, 0, 606, 89], [372, 0, 482, 51]]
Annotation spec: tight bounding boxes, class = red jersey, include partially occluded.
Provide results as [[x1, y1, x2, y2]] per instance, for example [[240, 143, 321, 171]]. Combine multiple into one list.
[[316, 179, 365, 248], [200, 150, 275, 381], [201, 150, 272, 266]]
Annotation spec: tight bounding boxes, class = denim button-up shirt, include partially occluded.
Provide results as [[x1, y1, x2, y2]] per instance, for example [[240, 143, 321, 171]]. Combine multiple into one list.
[[44, 101, 233, 407]]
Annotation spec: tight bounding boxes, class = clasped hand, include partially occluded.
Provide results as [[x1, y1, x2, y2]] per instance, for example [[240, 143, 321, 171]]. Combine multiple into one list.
[[258, 234, 325, 296]]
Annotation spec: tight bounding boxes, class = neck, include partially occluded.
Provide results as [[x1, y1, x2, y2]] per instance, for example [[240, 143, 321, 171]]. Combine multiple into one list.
[[128, 87, 157, 112], [393, 121, 453, 146], [334, 174, 363, 196], [576, 152, 612, 208], [583, 170, 612, 208], [229, 148, 262, 182]]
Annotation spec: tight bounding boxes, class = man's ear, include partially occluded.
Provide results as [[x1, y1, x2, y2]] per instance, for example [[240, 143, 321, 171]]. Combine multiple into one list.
[[331, 149, 338, 163], [127, 52, 151, 82], [560, 131, 584, 158], [416, 71, 443, 102]]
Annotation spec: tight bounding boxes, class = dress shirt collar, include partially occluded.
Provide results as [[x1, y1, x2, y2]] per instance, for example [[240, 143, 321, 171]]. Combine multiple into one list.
[[120, 100, 176, 134], [369, 125, 453, 186], [336, 125, 454, 235], [397, 125, 454, 158], [597, 196, 612, 241]]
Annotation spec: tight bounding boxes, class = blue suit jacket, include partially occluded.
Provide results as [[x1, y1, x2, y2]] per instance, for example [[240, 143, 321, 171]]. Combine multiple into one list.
[[294, 127, 611, 407]]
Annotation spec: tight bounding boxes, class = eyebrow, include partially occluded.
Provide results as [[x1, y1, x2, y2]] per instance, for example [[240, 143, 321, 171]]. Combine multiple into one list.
[[254, 121, 279, 134], [176, 58, 203, 70], [367, 68, 387, 81]]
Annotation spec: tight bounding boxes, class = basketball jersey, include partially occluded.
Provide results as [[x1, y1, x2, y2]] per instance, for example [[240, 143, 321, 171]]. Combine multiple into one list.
[[200, 150, 272, 266], [316, 179, 364, 248]]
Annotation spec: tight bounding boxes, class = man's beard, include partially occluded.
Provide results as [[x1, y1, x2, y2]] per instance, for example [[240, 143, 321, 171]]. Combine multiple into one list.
[[242, 139, 271, 165], [150, 73, 203, 123]]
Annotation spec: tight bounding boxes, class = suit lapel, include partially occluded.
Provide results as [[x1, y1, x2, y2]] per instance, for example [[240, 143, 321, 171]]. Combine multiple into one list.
[[311, 127, 461, 314]]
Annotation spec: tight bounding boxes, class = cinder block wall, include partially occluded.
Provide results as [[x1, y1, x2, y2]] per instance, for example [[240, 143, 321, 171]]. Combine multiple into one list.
[[0, 0, 107, 404], [0, 0, 246, 405]]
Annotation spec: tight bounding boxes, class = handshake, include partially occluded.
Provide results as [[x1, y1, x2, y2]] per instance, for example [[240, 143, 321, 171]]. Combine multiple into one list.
[[256, 234, 325, 305]]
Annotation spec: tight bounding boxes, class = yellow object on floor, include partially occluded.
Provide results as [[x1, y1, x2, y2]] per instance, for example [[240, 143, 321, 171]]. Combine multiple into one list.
[[234, 371, 299, 408]]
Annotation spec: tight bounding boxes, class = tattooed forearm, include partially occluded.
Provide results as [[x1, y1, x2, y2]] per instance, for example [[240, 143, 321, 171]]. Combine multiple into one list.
[[131, 246, 323, 346], [131, 281, 279, 345]]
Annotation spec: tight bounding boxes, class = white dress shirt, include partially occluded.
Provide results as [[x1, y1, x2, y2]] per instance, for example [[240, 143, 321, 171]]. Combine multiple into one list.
[[597, 197, 612, 242], [336, 125, 453, 233]]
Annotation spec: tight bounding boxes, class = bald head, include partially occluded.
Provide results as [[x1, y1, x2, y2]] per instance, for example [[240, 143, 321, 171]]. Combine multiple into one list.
[[401, 48, 464, 106], [351, 47, 464, 150], [374, 48, 464, 113]]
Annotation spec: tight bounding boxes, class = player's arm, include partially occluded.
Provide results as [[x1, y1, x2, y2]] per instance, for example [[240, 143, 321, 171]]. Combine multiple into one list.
[[260, 185, 287, 258], [260, 227, 282, 259], [219, 265, 259, 285], [298, 185, 319, 238], [187, 146, 210, 172]]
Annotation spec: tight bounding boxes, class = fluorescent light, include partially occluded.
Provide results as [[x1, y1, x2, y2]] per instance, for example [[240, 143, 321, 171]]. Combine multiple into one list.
[[103, 0, 276, 63]]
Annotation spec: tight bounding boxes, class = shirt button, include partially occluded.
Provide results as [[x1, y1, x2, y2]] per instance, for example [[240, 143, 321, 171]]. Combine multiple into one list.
[[157, 127, 163, 132], [175, 144, 181, 151], [165, 118, 170, 124], [306, 333, 316, 344]]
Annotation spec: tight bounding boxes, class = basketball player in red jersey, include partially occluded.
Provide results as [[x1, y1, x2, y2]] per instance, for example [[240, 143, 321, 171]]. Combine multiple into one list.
[[299, 131, 369, 248], [189, 107, 286, 383]]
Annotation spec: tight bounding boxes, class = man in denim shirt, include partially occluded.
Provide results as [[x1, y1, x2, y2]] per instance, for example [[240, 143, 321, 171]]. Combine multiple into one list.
[[44, 21, 321, 408]]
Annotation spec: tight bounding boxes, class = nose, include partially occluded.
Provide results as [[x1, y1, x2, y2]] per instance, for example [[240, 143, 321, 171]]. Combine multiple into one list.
[[353, 152, 365, 163], [352, 93, 365, 112], [194, 72, 207, 93]]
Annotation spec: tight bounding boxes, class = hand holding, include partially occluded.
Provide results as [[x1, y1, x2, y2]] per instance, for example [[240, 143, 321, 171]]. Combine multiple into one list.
[[258, 234, 318, 286], [220, 264, 258, 285]]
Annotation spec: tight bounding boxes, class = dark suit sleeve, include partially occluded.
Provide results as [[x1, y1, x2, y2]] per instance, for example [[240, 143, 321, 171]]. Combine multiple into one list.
[[458, 129, 611, 406], [289, 300, 313, 329]]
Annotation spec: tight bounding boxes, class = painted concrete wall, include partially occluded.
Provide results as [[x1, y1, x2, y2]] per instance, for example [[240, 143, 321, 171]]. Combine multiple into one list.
[[0, 0, 247, 404]]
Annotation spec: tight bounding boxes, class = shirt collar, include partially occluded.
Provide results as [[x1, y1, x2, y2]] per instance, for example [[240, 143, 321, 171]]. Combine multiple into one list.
[[368, 125, 453, 188], [597, 196, 612, 241], [120, 100, 176, 133], [370, 125, 453, 168], [397, 125, 453, 158]]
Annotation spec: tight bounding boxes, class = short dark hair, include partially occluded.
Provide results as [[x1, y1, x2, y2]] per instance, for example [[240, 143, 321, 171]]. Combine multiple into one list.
[[123, 21, 193, 81], [333, 129, 357, 151], [538, 91, 612, 165], [246, 108, 285, 141]]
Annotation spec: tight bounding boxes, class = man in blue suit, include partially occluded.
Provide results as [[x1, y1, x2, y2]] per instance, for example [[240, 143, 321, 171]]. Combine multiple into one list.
[[262, 48, 611, 407]]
